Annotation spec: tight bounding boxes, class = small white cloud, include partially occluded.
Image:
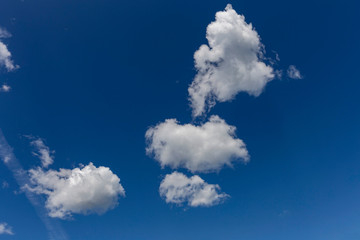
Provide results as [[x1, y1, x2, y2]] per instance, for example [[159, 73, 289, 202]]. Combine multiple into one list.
[[188, 4, 275, 117], [146, 115, 249, 173], [0, 222, 14, 235], [287, 65, 302, 79], [159, 171, 228, 207], [26, 163, 125, 219], [1, 154, 11, 164], [0, 84, 11, 92], [30, 138, 54, 168]]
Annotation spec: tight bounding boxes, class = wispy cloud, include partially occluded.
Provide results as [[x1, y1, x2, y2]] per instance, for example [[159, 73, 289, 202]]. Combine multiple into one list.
[[0, 222, 13, 235], [0, 130, 68, 240], [287, 65, 303, 79], [29, 137, 54, 168], [0, 27, 12, 39]]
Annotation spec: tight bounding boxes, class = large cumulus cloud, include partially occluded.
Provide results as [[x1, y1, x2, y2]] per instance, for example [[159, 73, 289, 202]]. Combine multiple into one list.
[[188, 4, 274, 117], [146, 115, 249, 173]]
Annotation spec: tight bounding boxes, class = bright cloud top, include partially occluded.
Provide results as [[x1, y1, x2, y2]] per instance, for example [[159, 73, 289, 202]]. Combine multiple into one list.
[[27, 163, 125, 219], [0, 27, 18, 72], [146, 115, 249, 173], [30, 138, 54, 168], [0, 222, 14, 235], [189, 4, 274, 117], [287, 65, 302, 79], [159, 171, 228, 207]]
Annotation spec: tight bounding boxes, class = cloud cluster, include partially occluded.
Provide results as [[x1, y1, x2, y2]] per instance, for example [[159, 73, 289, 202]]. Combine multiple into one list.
[[30, 138, 55, 168], [0, 222, 14, 235], [0, 27, 17, 72], [146, 115, 249, 173], [188, 4, 274, 117], [159, 172, 228, 207], [147, 4, 302, 208], [27, 163, 125, 219], [287, 65, 302, 79]]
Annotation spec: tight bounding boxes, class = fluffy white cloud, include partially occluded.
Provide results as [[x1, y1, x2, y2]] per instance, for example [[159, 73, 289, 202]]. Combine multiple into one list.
[[30, 138, 54, 168], [146, 115, 249, 173], [27, 163, 125, 219], [159, 171, 228, 207], [287, 65, 302, 79], [188, 4, 274, 117], [0, 223, 13, 235]]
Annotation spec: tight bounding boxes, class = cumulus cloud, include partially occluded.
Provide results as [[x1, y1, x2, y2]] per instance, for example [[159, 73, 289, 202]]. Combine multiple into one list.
[[26, 163, 125, 219], [287, 65, 302, 79], [0, 222, 14, 235], [159, 171, 228, 207], [188, 4, 275, 117], [146, 115, 249, 173], [0, 27, 18, 72], [30, 138, 54, 168]]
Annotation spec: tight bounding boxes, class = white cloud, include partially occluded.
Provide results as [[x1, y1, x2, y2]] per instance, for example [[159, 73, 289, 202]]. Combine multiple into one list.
[[0, 222, 14, 235], [188, 4, 275, 117], [30, 138, 54, 168], [26, 163, 125, 219], [159, 171, 228, 207], [287, 65, 302, 79], [0, 84, 11, 92], [0, 27, 18, 72], [146, 115, 249, 173]]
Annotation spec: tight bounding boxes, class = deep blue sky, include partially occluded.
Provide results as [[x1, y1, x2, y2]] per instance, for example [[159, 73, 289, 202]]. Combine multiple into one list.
[[1, 0, 360, 239]]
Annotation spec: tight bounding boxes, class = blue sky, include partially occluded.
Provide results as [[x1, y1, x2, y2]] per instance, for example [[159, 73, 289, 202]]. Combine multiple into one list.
[[0, 0, 360, 239]]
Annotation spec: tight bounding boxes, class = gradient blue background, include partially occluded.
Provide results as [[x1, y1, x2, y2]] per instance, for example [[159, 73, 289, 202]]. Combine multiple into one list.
[[0, 0, 360, 239]]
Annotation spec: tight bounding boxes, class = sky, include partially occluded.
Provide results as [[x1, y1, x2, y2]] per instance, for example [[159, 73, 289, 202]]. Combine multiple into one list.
[[0, 0, 360, 239]]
